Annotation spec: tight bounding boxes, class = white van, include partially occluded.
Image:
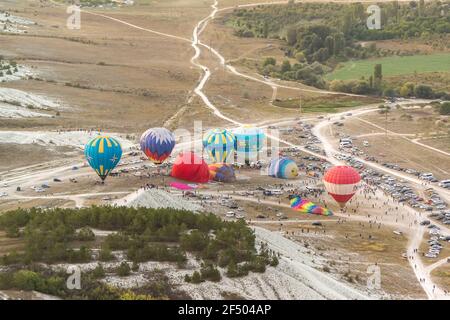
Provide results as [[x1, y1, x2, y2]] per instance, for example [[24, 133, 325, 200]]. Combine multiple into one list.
[[420, 173, 434, 181], [439, 179, 450, 188], [340, 138, 352, 144]]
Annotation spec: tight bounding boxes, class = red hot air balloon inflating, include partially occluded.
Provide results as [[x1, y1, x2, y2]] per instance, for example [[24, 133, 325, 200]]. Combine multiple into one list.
[[323, 166, 361, 208], [171, 152, 210, 183]]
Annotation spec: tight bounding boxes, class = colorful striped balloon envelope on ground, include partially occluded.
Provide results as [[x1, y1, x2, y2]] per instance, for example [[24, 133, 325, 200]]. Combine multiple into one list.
[[85, 136, 122, 182], [208, 163, 236, 183], [268, 157, 299, 179], [203, 128, 235, 163], [290, 196, 333, 216]]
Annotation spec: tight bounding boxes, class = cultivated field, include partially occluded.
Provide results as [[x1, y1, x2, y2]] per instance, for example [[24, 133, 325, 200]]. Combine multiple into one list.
[[326, 53, 450, 81]]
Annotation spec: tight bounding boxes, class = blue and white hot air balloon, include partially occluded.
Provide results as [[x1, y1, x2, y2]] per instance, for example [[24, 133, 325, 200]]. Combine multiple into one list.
[[85, 136, 122, 182], [202, 128, 235, 163], [233, 125, 266, 162], [268, 157, 299, 179]]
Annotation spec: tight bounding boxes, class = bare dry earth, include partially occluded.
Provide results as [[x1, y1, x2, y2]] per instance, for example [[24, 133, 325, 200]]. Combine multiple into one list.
[[0, 0, 210, 133], [332, 107, 450, 179]]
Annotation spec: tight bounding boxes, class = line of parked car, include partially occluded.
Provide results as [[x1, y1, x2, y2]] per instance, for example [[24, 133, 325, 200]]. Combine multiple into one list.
[[334, 133, 450, 190], [381, 163, 450, 188], [429, 210, 450, 225], [420, 220, 449, 258]]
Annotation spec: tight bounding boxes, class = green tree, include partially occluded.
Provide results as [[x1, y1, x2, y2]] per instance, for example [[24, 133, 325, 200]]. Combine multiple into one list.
[[200, 264, 221, 282], [414, 84, 433, 98], [77, 227, 95, 241], [399, 82, 415, 97], [373, 64, 382, 89], [99, 246, 114, 261], [281, 60, 292, 73], [12, 270, 44, 291], [262, 21, 269, 38], [324, 35, 334, 55], [263, 57, 276, 67], [439, 102, 450, 115], [333, 33, 345, 55], [383, 87, 396, 97], [92, 264, 106, 279], [117, 262, 131, 277], [374, 64, 382, 81], [294, 51, 306, 63], [418, 0, 425, 16], [286, 27, 297, 46], [352, 80, 371, 94], [191, 271, 202, 284]]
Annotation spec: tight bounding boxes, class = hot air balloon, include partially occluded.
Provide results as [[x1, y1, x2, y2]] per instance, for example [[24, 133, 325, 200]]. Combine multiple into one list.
[[171, 152, 209, 183], [140, 127, 175, 165], [85, 136, 122, 182], [209, 163, 236, 183], [233, 125, 265, 163], [268, 157, 299, 179], [203, 128, 235, 163], [323, 166, 361, 208], [290, 196, 332, 216]]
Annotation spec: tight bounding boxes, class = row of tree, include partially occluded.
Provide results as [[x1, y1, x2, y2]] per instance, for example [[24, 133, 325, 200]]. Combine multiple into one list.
[[228, 2, 449, 95], [0, 206, 278, 297]]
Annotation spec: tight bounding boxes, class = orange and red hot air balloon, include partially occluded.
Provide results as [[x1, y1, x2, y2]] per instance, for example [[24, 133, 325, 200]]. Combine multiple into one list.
[[323, 166, 361, 208]]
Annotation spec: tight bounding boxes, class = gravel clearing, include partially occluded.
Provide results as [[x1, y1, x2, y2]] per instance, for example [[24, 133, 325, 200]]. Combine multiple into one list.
[[0, 88, 59, 118], [0, 101, 53, 118], [0, 65, 33, 83], [252, 227, 372, 300], [117, 188, 203, 211], [0, 88, 61, 110], [0, 11, 34, 34], [0, 130, 135, 150]]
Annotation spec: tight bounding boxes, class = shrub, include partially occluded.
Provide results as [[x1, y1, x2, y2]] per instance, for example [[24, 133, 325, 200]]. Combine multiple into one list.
[[439, 102, 450, 115], [77, 227, 95, 241], [263, 57, 276, 67], [92, 264, 106, 279], [200, 264, 221, 282], [99, 246, 114, 262], [190, 271, 203, 284], [414, 84, 433, 99], [117, 262, 131, 277]]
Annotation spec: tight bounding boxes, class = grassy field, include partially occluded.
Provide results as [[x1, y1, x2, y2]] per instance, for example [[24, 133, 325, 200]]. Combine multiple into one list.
[[272, 95, 381, 113], [326, 53, 450, 81]]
